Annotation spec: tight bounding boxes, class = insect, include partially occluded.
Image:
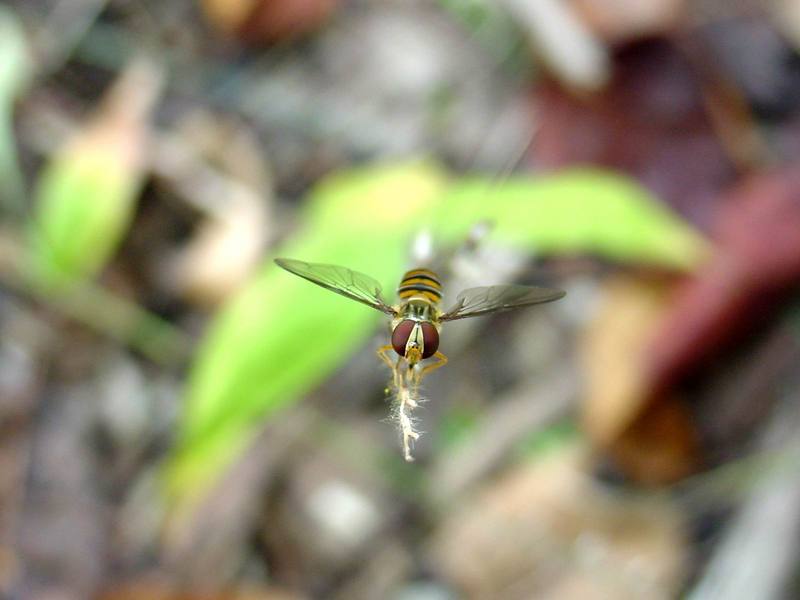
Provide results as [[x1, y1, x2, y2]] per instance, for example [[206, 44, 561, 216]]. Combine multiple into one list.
[[274, 257, 565, 460]]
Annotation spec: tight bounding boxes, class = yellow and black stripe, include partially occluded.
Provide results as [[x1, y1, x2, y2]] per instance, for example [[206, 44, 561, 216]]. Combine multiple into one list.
[[397, 268, 442, 303]]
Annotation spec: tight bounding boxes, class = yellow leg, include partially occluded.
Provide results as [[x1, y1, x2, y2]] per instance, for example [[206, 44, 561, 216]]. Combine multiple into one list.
[[377, 344, 401, 390], [411, 351, 448, 387], [377, 344, 394, 369]]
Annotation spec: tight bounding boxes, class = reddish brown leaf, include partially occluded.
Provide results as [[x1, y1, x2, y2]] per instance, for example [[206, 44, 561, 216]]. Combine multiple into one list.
[[647, 167, 800, 395], [581, 274, 700, 483]]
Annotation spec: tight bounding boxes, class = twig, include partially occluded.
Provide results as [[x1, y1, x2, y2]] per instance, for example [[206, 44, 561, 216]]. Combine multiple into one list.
[[687, 384, 800, 600], [429, 361, 578, 506], [0, 232, 191, 366]]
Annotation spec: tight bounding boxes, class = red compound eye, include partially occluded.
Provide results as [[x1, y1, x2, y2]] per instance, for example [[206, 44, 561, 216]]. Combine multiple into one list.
[[420, 322, 439, 359], [391, 320, 415, 356]]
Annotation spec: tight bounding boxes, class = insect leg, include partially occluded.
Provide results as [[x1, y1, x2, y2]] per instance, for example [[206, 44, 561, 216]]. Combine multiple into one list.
[[377, 344, 400, 390], [413, 351, 448, 386], [377, 344, 395, 369]]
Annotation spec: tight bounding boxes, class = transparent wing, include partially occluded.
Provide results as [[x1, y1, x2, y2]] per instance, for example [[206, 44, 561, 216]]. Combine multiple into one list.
[[439, 284, 565, 322], [274, 258, 397, 316]]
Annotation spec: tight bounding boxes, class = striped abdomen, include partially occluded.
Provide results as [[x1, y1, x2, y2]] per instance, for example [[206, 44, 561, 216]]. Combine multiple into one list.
[[397, 268, 442, 304]]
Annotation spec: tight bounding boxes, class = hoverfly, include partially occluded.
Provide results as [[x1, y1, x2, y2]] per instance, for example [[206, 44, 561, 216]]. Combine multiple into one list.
[[274, 257, 565, 460]]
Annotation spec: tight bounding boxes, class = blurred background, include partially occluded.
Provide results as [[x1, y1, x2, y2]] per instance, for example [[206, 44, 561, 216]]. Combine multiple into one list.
[[1, 0, 800, 598]]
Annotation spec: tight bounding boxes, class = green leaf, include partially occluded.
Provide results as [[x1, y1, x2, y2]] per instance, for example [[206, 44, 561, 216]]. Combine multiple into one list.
[[431, 169, 707, 270], [167, 164, 706, 505], [27, 150, 141, 288], [25, 60, 160, 290]]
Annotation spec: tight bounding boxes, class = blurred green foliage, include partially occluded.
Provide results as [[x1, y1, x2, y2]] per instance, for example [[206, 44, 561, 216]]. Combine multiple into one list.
[[514, 421, 580, 459], [0, 6, 32, 215], [26, 148, 142, 288], [24, 59, 159, 291], [16, 134, 188, 363], [434, 172, 706, 269], [437, 406, 481, 450], [167, 161, 706, 506], [436, 0, 530, 72]]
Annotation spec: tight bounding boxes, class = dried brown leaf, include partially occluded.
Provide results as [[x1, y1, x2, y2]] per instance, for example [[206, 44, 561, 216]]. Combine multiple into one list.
[[581, 274, 700, 483]]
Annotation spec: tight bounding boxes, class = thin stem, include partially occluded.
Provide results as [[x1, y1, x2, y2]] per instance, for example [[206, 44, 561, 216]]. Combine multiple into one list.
[[0, 232, 191, 366]]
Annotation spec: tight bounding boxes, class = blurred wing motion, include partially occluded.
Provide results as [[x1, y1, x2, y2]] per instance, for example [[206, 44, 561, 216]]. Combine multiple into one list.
[[275, 258, 397, 316], [439, 284, 565, 322]]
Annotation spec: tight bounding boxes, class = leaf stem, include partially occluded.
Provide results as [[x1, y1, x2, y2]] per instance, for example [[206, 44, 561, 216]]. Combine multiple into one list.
[[0, 232, 191, 365]]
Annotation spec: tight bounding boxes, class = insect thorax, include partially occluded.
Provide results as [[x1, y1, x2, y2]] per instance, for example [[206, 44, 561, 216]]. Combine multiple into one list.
[[399, 297, 436, 321]]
